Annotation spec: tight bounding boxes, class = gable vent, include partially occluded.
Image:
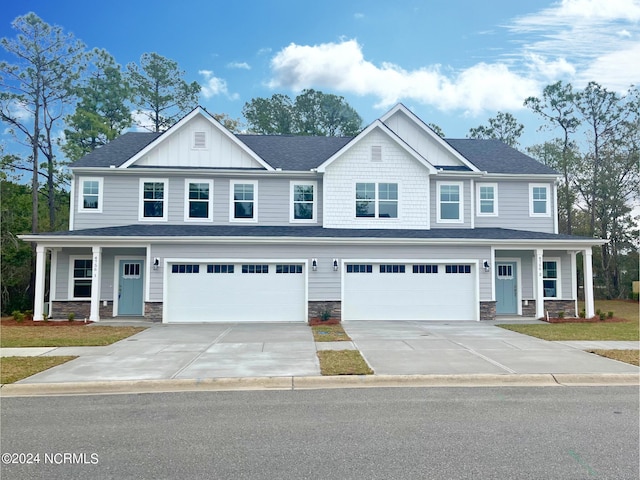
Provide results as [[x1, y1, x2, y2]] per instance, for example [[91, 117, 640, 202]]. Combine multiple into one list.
[[193, 131, 207, 149], [371, 145, 382, 162]]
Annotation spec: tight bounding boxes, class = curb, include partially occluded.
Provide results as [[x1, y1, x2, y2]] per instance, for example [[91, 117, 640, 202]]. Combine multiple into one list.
[[1, 373, 638, 397]]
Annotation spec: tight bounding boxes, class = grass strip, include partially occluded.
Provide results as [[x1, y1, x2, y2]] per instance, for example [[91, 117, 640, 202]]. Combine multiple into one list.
[[0, 326, 146, 348], [312, 324, 351, 342], [0, 356, 78, 384], [587, 350, 639, 366], [499, 321, 638, 341], [317, 350, 373, 375]]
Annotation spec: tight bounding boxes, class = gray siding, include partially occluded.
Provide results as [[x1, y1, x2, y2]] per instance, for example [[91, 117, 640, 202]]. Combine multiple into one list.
[[430, 178, 472, 229]]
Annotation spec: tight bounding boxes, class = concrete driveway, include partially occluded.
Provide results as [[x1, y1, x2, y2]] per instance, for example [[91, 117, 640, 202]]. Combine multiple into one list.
[[13, 321, 639, 384]]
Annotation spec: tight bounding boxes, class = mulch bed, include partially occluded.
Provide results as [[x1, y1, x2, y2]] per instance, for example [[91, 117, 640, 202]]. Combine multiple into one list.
[[1, 317, 94, 327], [308, 318, 341, 326], [544, 317, 628, 324]]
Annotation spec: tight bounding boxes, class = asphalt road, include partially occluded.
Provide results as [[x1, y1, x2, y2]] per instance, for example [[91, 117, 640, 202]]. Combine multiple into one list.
[[1, 387, 638, 479]]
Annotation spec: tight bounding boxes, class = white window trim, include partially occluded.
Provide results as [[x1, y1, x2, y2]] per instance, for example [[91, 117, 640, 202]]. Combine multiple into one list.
[[68, 255, 92, 300], [183, 179, 214, 222], [78, 177, 104, 213], [354, 181, 400, 220], [289, 180, 317, 223], [476, 182, 498, 217], [229, 180, 258, 223], [436, 181, 464, 224], [139, 178, 168, 222], [529, 183, 550, 217], [543, 257, 562, 299]]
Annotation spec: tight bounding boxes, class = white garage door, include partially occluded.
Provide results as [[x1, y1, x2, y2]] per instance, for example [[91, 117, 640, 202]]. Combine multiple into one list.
[[165, 262, 306, 322], [343, 262, 477, 321]]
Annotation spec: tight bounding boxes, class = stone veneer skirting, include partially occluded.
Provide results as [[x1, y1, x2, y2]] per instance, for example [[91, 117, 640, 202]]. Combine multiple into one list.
[[543, 300, 577, 318], [50, 301, 92, 320], [479, 301, 496, 321], [144, 302, 163, 321], [308, 301, 342, 323]]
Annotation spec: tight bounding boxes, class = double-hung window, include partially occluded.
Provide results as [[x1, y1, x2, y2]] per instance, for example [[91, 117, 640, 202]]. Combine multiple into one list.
[[184, 179, 213, 221], [477, 183, 497, 216], [530, 184, 549, 216], [139, 178, 168, 221], [70, 257, 92, 299], [355, 182, 398, 219], [290, 181, 317, 222], [231, 180, 257, 222], [79, 177, 103, 212], [543, 260, 560, 298], [437, 182, 463, 223]]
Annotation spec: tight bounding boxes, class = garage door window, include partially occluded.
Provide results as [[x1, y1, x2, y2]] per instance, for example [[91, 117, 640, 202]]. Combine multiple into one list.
[[171, 264, 200, 273], [445, 265, 471, 274], [413, 264, 438, 274], [380, 264, 405, 273], [346, 264, 373, 273], [276, 264, 303, 274], [242, 264, 268, 273], [207, 264, 234, 273]]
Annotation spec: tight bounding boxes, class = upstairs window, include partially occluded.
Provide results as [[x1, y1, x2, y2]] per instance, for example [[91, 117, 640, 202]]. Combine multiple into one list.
[[437, 182, 463, 223], [477, 183, 497, 216], [79, 177, 103, 213], [139, 179, 168, 221], [290, 181, 317, 222], [231, 181, 257, 221], [185, 179, 213, 221], [355, 182, 398, 219], [530, 184, 549, 216]]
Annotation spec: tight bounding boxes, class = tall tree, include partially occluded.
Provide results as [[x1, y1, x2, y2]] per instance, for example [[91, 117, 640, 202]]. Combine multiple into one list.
[[468, 111, 524, 148], [126, 52, 200, 132], [525, 81, 581, 233], [62, 49, 132, 161], [243, 90, 362, 136]]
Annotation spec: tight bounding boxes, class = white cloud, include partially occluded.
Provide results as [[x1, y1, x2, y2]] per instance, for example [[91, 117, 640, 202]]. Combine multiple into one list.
[[198, 70, 239, 100], [227, 61, 251, 70], [269, 39, 539, 115], [580, 43, 640, 89]]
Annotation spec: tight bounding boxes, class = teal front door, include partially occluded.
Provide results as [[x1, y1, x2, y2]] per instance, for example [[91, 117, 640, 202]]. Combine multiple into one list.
[[496, 262, 517, 314], [118, 260, 144, 316]]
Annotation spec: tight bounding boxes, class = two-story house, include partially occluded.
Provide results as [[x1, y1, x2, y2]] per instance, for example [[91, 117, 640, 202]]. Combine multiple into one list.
[[22, 104, 605, 323]]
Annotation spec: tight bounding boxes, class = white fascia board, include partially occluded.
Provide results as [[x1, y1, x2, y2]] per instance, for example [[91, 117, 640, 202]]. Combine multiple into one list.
[[317, 120, 437, 174], [72, 167, 318, 177], [379, 103, 480, 172], [118, 107, 274, 171]]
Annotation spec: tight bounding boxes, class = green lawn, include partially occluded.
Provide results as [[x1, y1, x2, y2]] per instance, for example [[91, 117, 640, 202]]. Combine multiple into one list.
[[0, 325, 146, 347], [317, 350, 373, 376], [0, 356, 77, 384], [311, 324, 351, 342]]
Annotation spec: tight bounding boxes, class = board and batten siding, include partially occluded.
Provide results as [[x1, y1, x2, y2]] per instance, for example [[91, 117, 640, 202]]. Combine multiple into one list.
[[322, 129, 431, 229], [148, 243, 493, 303], [475, 180, 555, 233]]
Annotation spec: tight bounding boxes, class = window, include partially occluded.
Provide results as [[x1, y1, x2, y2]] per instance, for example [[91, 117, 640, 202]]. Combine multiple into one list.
[[412, 264, 438, 274], [122, 263, 141, 278], [139, 179, 168, 221], [437, 182, 463, 223], [543, 260, 559, 298], [346, 264, 373, 273], [171, 264, 200, 273], [207, 264, 234, 274], [185, 179, 213, 221], [497, 265, 513, 279], [276, 264, 303, 274], [290, 181, 317, 222], [242, 264, 268, 273], [380, 264, 405, 273], [530, 184, 549, 216], [71, 258, 92, 298], [79, 177, 103, 212], [445, 264, 471, 274], [231, 181, 257, 221], [477, 183, 497, 216], [355, 182, 398, 219]]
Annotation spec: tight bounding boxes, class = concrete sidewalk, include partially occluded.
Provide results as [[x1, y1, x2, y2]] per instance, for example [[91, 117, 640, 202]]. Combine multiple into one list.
[[0, 322, 637, 393]]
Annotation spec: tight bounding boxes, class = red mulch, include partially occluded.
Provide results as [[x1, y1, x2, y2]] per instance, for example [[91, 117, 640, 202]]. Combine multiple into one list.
[[308, 318, 341, 326], [544, 316, 628, 324], [1, 317, 94, 327]]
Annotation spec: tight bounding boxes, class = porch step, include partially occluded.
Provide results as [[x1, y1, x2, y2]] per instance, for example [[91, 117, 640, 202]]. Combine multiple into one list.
[[91, 317, 160, 326]]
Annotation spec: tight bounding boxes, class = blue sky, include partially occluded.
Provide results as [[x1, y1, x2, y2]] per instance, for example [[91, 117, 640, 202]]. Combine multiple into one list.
[[2, 0, 639, 148]]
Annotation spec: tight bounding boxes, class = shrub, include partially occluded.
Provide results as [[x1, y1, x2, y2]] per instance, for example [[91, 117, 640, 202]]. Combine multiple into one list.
[[631, 292, 639, 301], [557, 311, 565, 319], [607, 311, 614, 319], [67, 312, 76, 321], [579, 309, 586, 318], [320, 308, 332, 322], [599, 311, 606, 321], [596, 309, 602, 316], [11, 310, 25, 322]]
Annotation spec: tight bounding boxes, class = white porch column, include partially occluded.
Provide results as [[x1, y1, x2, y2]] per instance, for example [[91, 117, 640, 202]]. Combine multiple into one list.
[[583, 248, 595, 318], [33, 245, 47, 321], [535, 248, 545, 319], [90, 246, 102, 321]]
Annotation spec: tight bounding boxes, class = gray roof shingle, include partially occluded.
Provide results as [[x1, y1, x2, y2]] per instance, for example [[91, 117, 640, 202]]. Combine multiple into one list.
[[70, 132, 162, 168]]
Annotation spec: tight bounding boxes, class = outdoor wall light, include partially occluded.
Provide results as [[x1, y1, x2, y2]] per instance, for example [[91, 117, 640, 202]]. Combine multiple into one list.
[[333, 259, 339, 271], [483, 260, 490, 272], [312, 258, 318, 271], [153, 257, 160, 270]]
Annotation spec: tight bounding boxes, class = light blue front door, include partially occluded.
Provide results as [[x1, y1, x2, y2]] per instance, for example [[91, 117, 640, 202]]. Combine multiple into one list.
[[496, 262, 517, 315], [118, 260, 144, 316]]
